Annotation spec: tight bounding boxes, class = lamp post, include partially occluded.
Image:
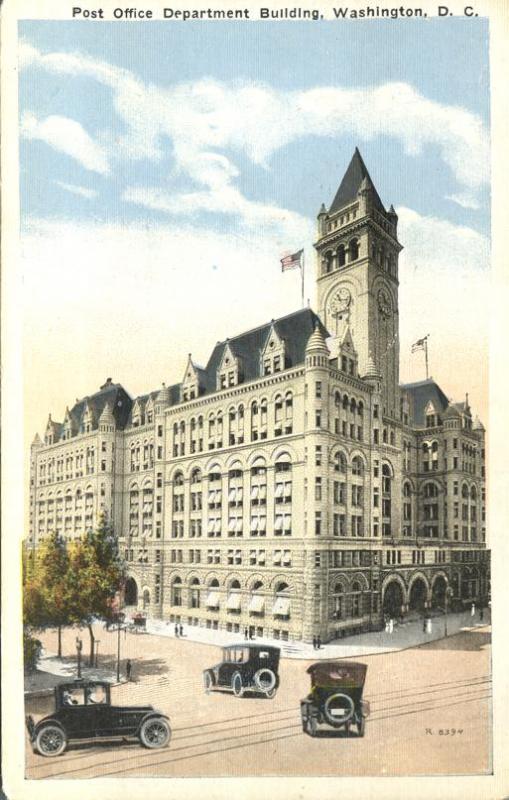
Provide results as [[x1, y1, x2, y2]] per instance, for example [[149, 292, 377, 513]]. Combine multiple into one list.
[[95, 640, 100, 668], [444, 586, 454, 638], [76, 636, 83, 679]]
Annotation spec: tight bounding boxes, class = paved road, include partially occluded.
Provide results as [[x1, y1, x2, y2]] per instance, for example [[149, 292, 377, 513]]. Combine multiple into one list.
[[25, 624, 492, 779]]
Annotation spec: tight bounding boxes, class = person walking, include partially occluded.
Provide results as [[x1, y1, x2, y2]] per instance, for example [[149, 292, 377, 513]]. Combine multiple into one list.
[[479, 606, 484, 622], [179, 623, 184, 637], [316, 636, 322, 650], [312, 636, 317, 650], [244, 627, 249, 640], [126, 659, 132, 682], [471, 602, 476, 617], [174, 624, 179, 638]]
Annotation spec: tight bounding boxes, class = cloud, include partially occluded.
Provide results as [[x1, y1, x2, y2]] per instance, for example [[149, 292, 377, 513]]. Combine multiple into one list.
[[20, 40, 489, 213], [445, 192, 481, 210], [20, 112, 110, 175], [21, 207, 489, 446], [54, 181, 98, 199]]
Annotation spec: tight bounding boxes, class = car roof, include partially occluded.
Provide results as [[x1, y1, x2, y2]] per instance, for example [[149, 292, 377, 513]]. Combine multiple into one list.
[[306, 661, 367, 686], [59, 680, 111, 690]]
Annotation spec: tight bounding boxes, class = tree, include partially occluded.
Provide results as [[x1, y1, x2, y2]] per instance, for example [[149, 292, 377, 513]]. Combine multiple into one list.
[[23, 534, 70, 657], [65, 515, 125, 665]]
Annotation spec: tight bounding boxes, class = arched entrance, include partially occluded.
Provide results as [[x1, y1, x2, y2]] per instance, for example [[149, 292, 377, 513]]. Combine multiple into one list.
[[383, 580, 404, 617], [431, 576, 447, 609], [124, 577, 138, 606], [409, 578, 427, 612]]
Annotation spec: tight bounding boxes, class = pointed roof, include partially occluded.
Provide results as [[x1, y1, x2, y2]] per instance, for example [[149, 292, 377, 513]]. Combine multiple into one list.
[[306, 323, 329, 354], [330, 148, 385, 215], [99, 401, 115, 426]]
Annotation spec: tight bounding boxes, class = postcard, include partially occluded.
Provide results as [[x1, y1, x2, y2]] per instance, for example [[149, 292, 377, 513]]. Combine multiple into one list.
[[1, 0, 509, 798]]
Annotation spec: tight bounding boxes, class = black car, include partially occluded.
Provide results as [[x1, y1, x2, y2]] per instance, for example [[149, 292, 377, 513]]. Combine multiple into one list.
[[203, 644, 280, 698], [26, 680, 171, 757], [300, 661, 369, 737]]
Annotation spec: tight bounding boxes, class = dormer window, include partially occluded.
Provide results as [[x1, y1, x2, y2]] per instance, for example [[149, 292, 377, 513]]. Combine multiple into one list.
[[217, 343, 241, 391], [261, 326, 286, 377]]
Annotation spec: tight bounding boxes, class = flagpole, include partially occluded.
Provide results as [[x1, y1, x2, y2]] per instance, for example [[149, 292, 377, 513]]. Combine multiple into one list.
[[301, 250, 305, 309], [424, 337, 429, 380]]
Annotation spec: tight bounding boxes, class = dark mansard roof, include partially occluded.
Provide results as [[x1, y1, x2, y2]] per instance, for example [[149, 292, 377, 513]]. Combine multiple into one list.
[[400, 379, 450, 428], [69, 380, 132, 431]]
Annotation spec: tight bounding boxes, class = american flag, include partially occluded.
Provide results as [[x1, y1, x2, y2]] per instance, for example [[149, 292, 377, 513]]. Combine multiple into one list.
[[280, 249, 304, 272], [411, 336, 428, 353]]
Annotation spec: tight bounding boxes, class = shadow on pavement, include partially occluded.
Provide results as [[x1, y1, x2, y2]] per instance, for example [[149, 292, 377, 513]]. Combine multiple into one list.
[[418, 629, 491, 652]]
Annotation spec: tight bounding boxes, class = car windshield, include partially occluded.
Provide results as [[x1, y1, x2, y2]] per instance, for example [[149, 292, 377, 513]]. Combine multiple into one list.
[[62, 687, 85, 706]]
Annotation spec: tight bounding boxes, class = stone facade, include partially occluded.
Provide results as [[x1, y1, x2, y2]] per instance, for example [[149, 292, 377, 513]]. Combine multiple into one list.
[[28, 150, 490, 643]]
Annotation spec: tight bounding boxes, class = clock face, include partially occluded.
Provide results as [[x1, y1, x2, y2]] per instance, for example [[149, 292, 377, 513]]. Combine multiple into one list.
[[377, 288, 392, 318], [329, 287, 351, 315]]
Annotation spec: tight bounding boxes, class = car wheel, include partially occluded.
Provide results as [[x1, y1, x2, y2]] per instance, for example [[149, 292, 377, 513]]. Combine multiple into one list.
[[254, 668, 277, 694], [139, 717, 171, 749], [232, 672, 244, 697], [35, 724, 67, 757], [203, 672, 214, 694]]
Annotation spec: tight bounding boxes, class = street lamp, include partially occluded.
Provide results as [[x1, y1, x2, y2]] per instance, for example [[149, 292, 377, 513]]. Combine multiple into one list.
[[444, 586, 454, 638], [75, 636, 83, 679]]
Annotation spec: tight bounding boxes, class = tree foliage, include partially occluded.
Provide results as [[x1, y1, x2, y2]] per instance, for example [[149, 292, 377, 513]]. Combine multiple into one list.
[[23, 517, 125, 665]]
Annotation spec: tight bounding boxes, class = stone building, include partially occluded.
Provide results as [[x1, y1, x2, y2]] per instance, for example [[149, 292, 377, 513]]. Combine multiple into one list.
[[28, 149, 490, 642]]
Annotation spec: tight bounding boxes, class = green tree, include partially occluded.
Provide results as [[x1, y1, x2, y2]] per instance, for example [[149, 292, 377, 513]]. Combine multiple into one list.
[[23, 533, 70, 657], [65, 515, 125, 666]]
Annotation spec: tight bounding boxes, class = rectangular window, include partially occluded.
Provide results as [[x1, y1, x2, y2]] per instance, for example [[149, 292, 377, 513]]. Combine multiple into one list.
[[315, 411, 321, 428], [315, 381, 322, 398], [315, 446, 322, 467], [315, 512, 322, 535], [315, 477, 322, 501]]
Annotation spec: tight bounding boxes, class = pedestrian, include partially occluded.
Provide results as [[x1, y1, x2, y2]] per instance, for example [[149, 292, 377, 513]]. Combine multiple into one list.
[[244, 627, 249, 640], [249, 628, 254, 640], [471, 602, 476, 617], [179, 623, 183, 637], [312, 636, 317, 650], [174, 624, 179, 637], [126, 659, 132, 682], [480, 607, 484, 622], [388, 618, 394, 634], [423, 618, 427, 633], [316, 636, 321, 649]]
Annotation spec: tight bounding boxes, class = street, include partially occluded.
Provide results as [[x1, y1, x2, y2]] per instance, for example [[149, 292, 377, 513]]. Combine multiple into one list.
[[25, 624, 492, 779]]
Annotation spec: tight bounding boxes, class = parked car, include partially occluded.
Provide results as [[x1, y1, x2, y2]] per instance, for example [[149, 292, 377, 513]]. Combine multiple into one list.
[[300, 661, 369, 737], [26, 680, 171, 757], [203, 644, 280, 698]]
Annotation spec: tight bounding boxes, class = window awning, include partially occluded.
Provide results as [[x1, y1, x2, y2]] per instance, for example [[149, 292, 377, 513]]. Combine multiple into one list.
[[206, 591, 220, 608], [250, 517, 259, 531], [227, 593, 241, 611], [274, 515, 283, 530], [250, 486, 259, 500], [273, 596, 291, 616], [275, 483, 284, 498], [249, 594, 265, 613]]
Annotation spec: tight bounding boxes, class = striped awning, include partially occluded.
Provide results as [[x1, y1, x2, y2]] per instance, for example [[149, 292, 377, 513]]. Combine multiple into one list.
[[206, 591, 220, 609]]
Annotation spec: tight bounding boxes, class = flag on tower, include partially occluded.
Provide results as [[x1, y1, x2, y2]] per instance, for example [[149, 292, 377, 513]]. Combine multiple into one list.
[[411, 336, 427, 353], [280, 249, 304, 272]]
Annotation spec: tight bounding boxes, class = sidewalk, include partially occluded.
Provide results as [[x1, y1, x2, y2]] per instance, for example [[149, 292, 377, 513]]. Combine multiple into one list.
[[25, 650, 124, 696], [145, 608, 491, 660]]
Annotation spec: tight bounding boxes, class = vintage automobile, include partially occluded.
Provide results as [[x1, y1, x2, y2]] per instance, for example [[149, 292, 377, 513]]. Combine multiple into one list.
[[26, 680, 171, 757], [300, 661, 369, 737], [203, 644, 281, 698]]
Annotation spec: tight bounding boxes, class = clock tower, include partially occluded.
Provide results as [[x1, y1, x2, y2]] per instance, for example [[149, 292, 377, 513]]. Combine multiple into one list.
[[314, 149, 402, 418]]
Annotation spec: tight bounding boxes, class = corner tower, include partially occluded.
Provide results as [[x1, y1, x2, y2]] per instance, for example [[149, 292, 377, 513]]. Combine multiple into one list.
[[315, 149, 402, 417]]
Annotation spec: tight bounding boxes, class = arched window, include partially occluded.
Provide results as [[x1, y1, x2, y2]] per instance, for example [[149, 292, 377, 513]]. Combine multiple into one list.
[[382, 463, 392, 537], [190, 577, 201, 608], [349, 238, 359, 261], [423, 482, 440, 538], [273, 581, 291, 619], [331, 582, 344, 620], [171, 577, 182, 607], [334, 452, 347, 473], [324, 251, 333, 273], [351, 580, 363, 617], [274, 456, 292, 536], [352, 456, 364, 476], [337, 244, 346, 267]]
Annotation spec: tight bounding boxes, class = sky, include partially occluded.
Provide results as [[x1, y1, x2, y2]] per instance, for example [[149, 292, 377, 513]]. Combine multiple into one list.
[[18, 18, 490, 440]]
